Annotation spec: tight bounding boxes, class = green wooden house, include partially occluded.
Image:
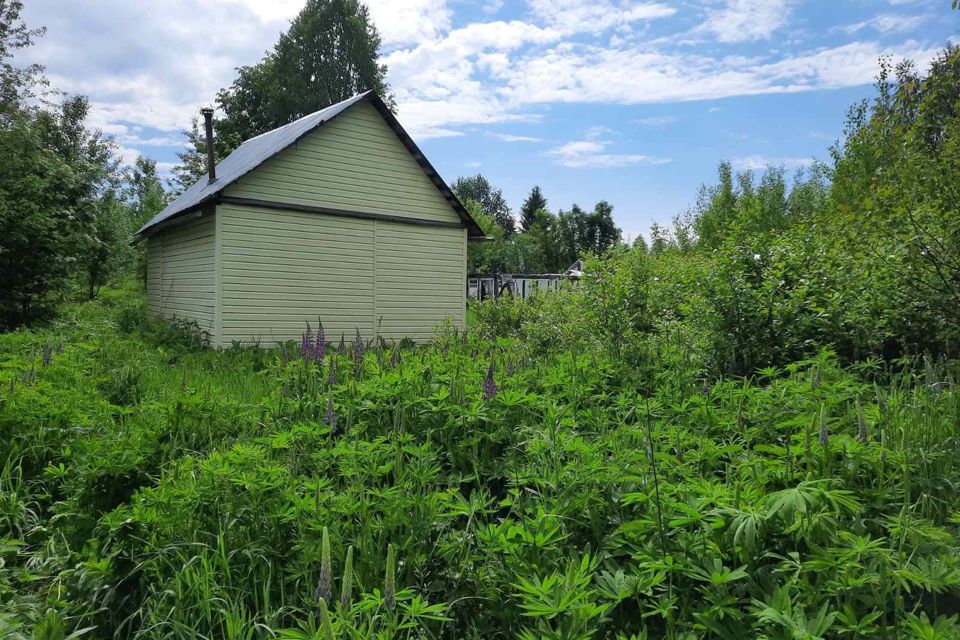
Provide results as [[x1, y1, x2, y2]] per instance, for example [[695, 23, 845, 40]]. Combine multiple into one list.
[[136, 91, 485, 347]]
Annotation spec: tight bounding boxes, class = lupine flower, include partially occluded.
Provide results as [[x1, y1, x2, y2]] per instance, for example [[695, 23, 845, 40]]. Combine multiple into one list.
[[352, 328, 364, 362], [376, 349, 383, 370], [301, 323, 314, 362], [325, 395, 338, 433], [482, 360, 497, 400], [328, 354, 337, 386], [280, 345, 288, 366], [315, 320, 326, 361], [384, 543, 396, 611], [340, 545, 354, 612], [337, 333, 346, 355], [507, 357, 514, 376], [818, 410, 829, 446], [315, 526, 332, 604], [41, 342, 52, 366]]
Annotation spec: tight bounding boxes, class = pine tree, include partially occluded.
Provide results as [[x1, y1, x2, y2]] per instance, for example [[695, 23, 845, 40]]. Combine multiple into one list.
[[519, 185, 547, 232]]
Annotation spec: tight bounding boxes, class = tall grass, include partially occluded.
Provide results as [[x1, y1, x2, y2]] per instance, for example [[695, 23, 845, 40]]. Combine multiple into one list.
[[1, 288, 960, 639]]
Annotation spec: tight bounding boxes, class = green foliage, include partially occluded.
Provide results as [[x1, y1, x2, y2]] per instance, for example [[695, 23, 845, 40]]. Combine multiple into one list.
[[453, 173, 516, 238], [0, 7, 166, 328], [520, 185, 548, 233], [0, 94, 119, 326], [3, 286, 960, 638], [466, 184, 625, 274]]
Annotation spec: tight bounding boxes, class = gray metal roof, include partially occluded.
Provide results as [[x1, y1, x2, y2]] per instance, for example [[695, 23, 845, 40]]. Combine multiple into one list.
[[137, 91, 484, 238]]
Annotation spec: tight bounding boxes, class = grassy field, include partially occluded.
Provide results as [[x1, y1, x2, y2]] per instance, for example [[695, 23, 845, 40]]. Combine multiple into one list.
[[2, 286, 960, 639]]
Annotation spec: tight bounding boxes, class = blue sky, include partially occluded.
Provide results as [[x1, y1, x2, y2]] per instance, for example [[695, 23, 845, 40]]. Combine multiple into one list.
[[20, 0, 958, 240]]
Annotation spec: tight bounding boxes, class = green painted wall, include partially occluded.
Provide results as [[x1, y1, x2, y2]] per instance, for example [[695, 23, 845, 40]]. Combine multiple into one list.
[[145, 214, 216, 342], [226, 101, 462, 224], [147, 99, 468, 348], [217, 203, 465, 346]]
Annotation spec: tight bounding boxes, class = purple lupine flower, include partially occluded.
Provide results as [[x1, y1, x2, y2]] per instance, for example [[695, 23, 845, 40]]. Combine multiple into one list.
[[482, 360, 497, 400], [352, 328, 364, 362], [325, 395, 338, 433], [818, 415, 829, 446], [337, 333, 346, 355], [506, 357, 514, 376], [376, 349, 383, 370], [41, 342, 52, 366], [301, 322, 314, 362], [314, 320, 326, 362], [328, 353, 337, 386], [315, 527, 332, 604]]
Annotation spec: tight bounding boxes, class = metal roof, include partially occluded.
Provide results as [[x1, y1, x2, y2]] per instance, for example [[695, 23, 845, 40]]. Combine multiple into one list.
[[137, 91, 485, 238]]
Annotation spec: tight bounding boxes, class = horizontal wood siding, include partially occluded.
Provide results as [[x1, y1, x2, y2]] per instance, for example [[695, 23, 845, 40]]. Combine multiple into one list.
[[224, 101, 461, 225], [218, 203, 375, 346], [149, 215, 216, 340], [217, 204, 465, 346], [375, 222, 466, 341], [146, 238, 162, 316]]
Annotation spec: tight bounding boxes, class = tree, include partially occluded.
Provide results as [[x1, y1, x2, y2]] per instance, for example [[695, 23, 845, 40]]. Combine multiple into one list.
[[0, 96, 116, 324], [830, 46, 960, 345], [121, 156, 169, 287], [519, 185, 548, 232], [584, 200, 622, 256], [452, 174, 516, 237], [0, 0, 46, 117], [174, 0, 393, 189], [125, 156, 168, 227]]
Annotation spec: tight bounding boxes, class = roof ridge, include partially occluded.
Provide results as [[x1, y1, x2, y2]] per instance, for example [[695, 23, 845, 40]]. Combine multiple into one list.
[[243, 92, 371, 143]]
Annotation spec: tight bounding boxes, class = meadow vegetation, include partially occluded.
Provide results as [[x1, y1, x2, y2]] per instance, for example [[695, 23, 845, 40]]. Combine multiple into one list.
[[2, 0, 960, 635]]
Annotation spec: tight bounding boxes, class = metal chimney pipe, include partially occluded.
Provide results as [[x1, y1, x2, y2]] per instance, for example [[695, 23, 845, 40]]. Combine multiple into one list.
[[200, 107, 216, 183]]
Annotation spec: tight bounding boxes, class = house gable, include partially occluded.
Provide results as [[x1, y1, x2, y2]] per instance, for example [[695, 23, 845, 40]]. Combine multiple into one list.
[[223, 101, 463, 225]]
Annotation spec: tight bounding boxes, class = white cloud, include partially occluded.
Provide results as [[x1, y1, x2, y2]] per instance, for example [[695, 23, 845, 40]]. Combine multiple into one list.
[[497, 40, 939, 108], [584, 125, 614, 138], [633, 115, 677, 126], [527, 0, 676, 33], [489, 132, 543, 142], [483, 0, 504, 15], [547, 135, 670, 168], [22, 0, 293, 134], [731, 155, 815, 171], [364, 0, 452, 47], [18, 0, 943, 164], [465, 161, 483, 168], [836, 13, 928, 35], [697, 0, 794, 43]]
